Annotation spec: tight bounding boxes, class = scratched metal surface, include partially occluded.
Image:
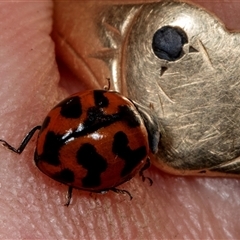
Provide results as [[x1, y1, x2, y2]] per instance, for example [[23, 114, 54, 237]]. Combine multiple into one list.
[[95, 1, 240, 176]]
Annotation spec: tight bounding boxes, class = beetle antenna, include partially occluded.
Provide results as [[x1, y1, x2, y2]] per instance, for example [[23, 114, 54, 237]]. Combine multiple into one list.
[[104, 78, 111, 91]]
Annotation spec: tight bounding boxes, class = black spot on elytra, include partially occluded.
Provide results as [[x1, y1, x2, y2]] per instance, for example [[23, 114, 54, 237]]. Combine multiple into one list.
[[94, 90, 109, 108], [60, 96, 82, 119], [82, 105, 139, 132], [76, 143, 107, 188], [36, 131, 62, 166], [84, 107, 106, 125], [40, 116, 51, 133], [53, 168, 75, 183], [118, 105, 141, 128], [59, 101, 140, 143], [61, 105, 141, 142], [112, 131, 147, 177]]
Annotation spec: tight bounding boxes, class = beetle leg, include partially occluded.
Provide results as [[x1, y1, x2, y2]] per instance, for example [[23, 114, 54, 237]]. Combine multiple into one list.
[[139, 157, 153, 186], [0, 125, 41, 154], [64, 186, 73, 207], [110, 188, 133, 200]]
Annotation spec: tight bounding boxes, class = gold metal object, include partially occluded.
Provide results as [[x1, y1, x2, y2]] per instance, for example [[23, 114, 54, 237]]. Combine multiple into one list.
[[95, 1, 240, 177]]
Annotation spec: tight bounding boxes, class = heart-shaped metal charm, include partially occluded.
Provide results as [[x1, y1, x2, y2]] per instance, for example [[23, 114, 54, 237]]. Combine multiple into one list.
[[96, 1, 240, 177]]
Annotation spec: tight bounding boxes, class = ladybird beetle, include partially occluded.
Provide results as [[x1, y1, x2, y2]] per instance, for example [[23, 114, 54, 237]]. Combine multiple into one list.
[[0, 89, 156, 206]]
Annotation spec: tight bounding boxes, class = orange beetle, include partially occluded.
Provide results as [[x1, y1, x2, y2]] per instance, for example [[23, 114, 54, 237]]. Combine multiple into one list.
[[0, 90, 156, 205]]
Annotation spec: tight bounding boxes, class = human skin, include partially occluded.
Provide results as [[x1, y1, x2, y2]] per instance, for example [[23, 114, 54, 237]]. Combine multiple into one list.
[[0, 0, 239, 239]]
